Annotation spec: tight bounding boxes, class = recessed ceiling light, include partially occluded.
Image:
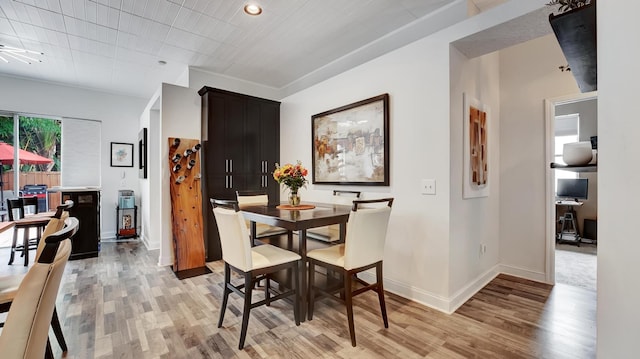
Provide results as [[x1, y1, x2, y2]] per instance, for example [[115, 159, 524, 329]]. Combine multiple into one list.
[[0, 44, 43, 64], [243, 3, 262, 16]]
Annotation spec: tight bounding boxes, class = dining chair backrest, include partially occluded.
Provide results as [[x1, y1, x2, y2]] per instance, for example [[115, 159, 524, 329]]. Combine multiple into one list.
[[6, 198, 23, 221], [211, 199, 253, 272], [0, 217, 78, 359], [343, 198, 394, 270], [332, 190, 361, 206], [35, 211, 70, 260], [22, 196, 39, 215], [236, 191, 269, 208]]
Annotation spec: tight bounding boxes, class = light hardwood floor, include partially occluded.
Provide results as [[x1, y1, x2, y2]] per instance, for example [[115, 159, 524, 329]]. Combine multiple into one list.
[[0, 242, 595, 358]]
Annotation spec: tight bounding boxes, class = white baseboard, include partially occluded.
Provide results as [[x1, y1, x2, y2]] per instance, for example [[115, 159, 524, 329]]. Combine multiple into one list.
[[140, 234, 160, 251], [359, 272, 452, 314], [359, 264, 544, 314], [498, 264, 548, 283], [158, 254, 173, 267], [448, 265, 500, 313]]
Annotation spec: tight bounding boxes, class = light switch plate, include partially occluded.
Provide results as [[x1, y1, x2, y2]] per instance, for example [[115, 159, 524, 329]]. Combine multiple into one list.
[[421, 179, 436, 195]]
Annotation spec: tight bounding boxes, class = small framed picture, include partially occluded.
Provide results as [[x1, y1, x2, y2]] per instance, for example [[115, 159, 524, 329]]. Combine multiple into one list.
[[110, 142, 134, 167]]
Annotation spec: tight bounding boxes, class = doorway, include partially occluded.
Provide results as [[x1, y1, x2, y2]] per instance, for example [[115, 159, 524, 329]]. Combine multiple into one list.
[[545, 92, 597, 291]]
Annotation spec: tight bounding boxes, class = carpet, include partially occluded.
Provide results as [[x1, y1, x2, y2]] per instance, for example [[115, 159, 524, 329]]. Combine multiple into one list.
[[555, 243, 597, 292]]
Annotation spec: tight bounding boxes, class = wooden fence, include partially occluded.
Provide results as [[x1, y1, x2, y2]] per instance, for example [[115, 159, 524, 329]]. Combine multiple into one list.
[[1, 170, 61, 210]]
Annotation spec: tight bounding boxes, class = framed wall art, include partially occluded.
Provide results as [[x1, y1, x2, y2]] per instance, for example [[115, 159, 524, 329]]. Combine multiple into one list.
[[312, 93, 389, 185], [110, 142, 134, 168], [138, 128, 147, 178], [463, 93, 490, 198]]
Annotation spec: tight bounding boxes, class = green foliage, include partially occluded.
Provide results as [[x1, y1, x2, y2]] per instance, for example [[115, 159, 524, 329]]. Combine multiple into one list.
[[0, 115, 60, 172]]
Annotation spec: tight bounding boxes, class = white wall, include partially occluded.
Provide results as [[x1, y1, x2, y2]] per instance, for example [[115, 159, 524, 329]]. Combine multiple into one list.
[[0, 74, 147, 239], [281, 37, 454, 310], [138, 88, 160, 250], [279, 0, 546, 312], [448, 47, 501, 308], [597, 1, 640, 356], [189, 68, 280, 101], [498, 34, 579, 281]]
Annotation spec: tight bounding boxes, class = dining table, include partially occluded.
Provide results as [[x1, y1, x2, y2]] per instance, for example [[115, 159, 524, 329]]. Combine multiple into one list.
[[241, 202, 352, 321]]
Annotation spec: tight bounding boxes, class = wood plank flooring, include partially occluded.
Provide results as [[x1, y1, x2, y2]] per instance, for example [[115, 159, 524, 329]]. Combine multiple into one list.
[[0, 242, 595, 358]]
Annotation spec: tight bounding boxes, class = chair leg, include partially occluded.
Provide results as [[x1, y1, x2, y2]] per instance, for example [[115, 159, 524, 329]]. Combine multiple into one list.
[[376, 263, 389, 328], [8, 228, 18, 265], [51, 307, 68, 352], [45, 337, 53, 359], [23, 227, 29, 266], [344, 270, 356, 347], [292, 262, 300, 326], [238, 272, 253, 350], [264, 274, 271, 306], [217, 263, 231, 328], [307, 260, 315, 321]]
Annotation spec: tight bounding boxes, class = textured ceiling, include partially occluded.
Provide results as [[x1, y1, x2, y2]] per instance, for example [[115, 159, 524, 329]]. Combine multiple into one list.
[[0, 0, 463, 99], [452, 5, 555, 59]]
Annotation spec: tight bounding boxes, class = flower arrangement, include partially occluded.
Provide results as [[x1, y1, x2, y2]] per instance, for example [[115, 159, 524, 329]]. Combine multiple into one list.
[[273, 161, 308, 194]]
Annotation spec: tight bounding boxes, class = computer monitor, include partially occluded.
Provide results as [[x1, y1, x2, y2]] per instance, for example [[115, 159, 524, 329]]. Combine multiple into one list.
[[557, 178, 588, 201]]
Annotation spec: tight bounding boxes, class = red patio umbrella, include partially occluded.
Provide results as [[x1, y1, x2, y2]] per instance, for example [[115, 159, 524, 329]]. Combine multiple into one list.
[[0, 142, 53, 210], [0, 142, 54, 165]]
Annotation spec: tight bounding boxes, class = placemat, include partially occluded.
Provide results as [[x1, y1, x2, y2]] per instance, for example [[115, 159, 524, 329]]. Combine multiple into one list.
[[276, 204, 316, 210]]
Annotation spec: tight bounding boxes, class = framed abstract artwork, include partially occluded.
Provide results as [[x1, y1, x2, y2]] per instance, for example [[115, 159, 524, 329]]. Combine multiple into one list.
[[312, 94, 389, 185], [463, 93, 490, 198], [110, 142, 134, 168]]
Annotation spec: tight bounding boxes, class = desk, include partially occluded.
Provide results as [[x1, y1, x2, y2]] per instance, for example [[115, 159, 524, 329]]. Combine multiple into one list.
[[556, 201, 583, 245], [241, 203, 351, 321]]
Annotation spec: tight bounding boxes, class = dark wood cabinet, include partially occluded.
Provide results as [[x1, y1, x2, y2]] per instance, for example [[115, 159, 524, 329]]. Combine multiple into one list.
[[198, 87, 280, 261], [61, 190, 100, 260]]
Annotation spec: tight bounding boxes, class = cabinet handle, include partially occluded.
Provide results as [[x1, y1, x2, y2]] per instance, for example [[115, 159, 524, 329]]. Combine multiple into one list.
[[225, 175, 228, 188], [225, 159, 228, 172], [230, 176, 233, 188], [230, 160, 233, 172]]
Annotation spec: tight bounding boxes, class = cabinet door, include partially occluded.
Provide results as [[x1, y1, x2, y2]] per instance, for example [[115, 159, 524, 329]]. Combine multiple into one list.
[[206, 94, 228, 174], [260, 101, 280, 204], [225, 95, 246, 178], [244, 101, 266, 191]]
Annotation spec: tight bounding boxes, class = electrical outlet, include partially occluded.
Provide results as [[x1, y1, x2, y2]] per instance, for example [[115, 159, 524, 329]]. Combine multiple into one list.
[[421, 179, 436, 195]]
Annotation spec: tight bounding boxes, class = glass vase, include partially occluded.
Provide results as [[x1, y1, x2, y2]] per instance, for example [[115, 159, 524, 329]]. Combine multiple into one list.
[[288, 191, 300, 206]]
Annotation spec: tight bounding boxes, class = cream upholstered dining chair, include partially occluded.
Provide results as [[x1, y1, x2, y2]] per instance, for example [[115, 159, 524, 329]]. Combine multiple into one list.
[[307, 190, 361, 242], [307, 198, 394, 347], [235, 190, 288, 244], [0, 216, 79, 359], [0, 201, 74, 354], [211, 199, 301, 350]]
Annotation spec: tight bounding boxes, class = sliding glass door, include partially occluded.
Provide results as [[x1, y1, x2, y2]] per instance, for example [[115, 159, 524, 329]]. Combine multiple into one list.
[[0, 112, 61, 212]]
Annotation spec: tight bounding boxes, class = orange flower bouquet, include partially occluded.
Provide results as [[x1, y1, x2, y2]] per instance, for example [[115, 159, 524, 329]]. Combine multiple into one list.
[[273, 161, 308, 206]]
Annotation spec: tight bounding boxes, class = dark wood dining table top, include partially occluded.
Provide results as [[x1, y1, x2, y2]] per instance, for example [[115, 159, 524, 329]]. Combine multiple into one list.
[[240, 202, 352, 231]]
